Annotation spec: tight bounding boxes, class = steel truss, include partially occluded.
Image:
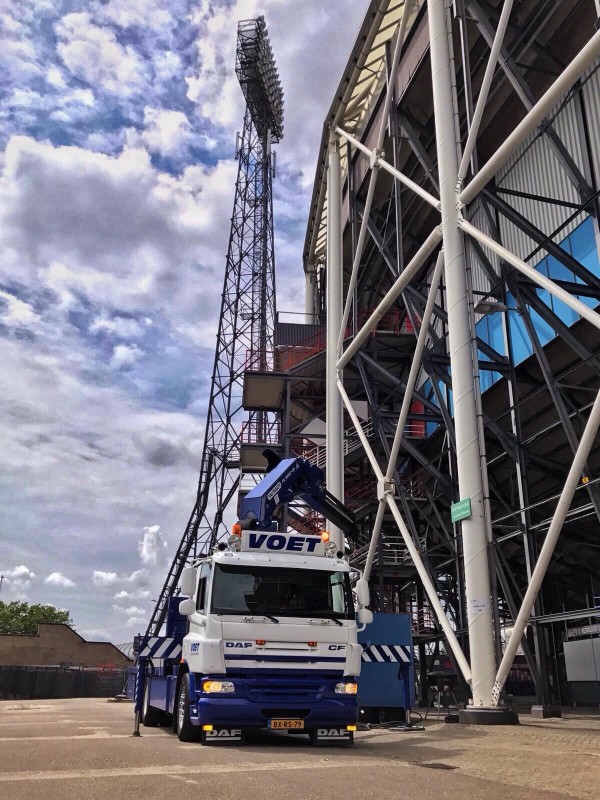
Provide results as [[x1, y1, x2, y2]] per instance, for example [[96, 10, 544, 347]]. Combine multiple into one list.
[[306, 0, 600, 710], [144, 18, 281, 638]]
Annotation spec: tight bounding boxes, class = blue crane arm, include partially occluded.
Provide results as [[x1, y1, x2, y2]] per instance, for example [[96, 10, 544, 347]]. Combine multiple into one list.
[[238, 451, 356, 536]]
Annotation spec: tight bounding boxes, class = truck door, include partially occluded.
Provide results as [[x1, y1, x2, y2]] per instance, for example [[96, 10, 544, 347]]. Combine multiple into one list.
[[194, 562, 212, 636]]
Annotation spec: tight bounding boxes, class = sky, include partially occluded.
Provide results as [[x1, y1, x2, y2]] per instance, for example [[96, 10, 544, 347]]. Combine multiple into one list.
[[0, 0, 366, 644]]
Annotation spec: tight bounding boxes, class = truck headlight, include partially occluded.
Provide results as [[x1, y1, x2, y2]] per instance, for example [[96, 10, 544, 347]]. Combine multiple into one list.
[[335, 682, 358, 694], [202, 680, 235, 694]]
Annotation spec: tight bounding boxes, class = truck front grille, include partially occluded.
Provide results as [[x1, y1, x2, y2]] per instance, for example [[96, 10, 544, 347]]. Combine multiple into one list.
[[247, 678, 325, 704]]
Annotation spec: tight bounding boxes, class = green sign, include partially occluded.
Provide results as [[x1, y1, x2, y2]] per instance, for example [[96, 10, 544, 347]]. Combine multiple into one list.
[[451, 498, 472, 523]]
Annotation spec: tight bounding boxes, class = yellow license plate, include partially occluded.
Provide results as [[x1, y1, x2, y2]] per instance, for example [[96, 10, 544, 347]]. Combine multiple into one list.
[[269, 719, 304, 730]]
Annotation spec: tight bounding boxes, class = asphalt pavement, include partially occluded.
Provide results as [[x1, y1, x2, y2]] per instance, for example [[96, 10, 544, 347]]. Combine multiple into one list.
[[0, 698, 598, 800]]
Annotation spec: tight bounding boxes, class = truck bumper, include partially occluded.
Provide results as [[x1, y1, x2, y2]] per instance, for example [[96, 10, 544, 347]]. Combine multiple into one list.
[[189, 673, 359, 729], [194, 697, 358, 728]]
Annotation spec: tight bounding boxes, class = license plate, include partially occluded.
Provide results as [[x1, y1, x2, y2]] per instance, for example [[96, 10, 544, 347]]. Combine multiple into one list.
[[269, 719, 305, 730]]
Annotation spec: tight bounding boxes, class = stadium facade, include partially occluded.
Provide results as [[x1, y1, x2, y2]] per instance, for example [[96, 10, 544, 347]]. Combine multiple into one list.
[[241, 0, 600, 711]]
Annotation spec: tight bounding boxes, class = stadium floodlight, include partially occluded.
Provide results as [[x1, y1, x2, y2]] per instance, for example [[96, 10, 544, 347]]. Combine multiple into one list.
[[236, 15, 284, 141]]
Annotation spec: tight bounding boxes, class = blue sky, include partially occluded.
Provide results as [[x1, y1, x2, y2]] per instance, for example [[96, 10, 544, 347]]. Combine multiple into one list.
[[0, 0, 365, 642]]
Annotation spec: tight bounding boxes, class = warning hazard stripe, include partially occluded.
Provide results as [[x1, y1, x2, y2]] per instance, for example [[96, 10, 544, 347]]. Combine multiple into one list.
[[361, 644, 411, 663], [138, 638, 182, 660]]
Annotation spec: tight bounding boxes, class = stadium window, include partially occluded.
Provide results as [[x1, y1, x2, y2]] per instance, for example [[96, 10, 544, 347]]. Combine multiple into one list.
[[507, 292, 532, 364], [568, 217, 600, 308], [569, 217, 599, 277]]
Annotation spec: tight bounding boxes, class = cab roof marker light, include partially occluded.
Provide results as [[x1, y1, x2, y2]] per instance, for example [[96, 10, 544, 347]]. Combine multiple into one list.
[[347, 725, 357, 731], [255, 639, 266, 645], [202, 724, 214, 731], [320, 530, 330, 542]]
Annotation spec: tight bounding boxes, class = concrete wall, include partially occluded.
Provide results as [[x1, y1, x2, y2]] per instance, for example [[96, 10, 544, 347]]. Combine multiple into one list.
[[0, 624, 131, 668]]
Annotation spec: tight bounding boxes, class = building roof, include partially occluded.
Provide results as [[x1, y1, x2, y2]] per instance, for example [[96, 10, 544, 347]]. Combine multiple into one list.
[[303, 0, 424, 269]]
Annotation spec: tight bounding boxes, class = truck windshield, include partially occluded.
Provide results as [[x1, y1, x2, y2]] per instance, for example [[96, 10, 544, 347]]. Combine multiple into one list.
[[211, 564, 354, 620]]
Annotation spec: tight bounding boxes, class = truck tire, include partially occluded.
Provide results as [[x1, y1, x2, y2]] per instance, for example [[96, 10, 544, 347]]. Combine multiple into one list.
[[177, 674, 200, 742], [142, 683, 163, 727]]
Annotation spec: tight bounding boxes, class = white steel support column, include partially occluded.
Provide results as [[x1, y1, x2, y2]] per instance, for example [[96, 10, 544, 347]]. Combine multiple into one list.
[[304, 267, 315, 323], [428, 0, 498, 709], [493, 388, 600, 703], [326, 136, 344, 552]]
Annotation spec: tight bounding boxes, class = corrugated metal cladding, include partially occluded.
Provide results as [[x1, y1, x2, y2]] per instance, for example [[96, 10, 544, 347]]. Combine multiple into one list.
[[488, 84, 592, 266], [467, 200, 501, 299], [464, 61, 600, 300], [582, 64, 600, 182], [274, 322, 324, 346]]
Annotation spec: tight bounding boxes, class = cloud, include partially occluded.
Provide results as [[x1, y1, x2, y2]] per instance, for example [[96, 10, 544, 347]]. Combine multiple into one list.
[[0, 564, 36, 598], [138, 524, 168, 567], [113, 589, 150, 600], [90, 314, 149, 339], [56, 12, 148, 97], [96, 0, 174, 34], [113, 604, 146, 617], [0, 290, 40, 328], [45, 572, 76, 588], [110, 343, 144, 370], [79, 627, 113, 642], [5, 565, 35, 579], [0, 0, 368, 641], [0, 136, 229, 327], [126, 616, 147, 628], [93, 571, 119, 587], [140, 107, 192, 159]]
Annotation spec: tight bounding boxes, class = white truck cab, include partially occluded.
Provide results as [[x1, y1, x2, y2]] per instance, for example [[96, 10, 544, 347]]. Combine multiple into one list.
[[174, 529, 371, 745]]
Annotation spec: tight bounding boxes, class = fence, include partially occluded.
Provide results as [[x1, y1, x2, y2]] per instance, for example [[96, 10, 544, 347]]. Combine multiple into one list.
[[0, 665, 127, 700]]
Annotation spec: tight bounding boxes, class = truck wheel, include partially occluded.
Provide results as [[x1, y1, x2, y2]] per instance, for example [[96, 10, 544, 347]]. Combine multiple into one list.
[[142, 683, 163, 727], [177, 674, 200, 742]]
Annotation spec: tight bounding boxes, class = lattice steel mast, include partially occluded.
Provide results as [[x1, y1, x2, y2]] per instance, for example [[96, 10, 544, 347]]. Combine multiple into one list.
[[145, 16, 284, 637]]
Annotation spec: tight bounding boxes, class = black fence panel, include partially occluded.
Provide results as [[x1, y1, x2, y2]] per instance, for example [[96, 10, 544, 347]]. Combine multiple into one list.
[[0, 666, 128, 700]]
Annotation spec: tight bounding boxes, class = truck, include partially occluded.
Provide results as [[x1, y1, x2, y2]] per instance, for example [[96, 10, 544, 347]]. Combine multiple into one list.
[[133, 453, 373, 746]]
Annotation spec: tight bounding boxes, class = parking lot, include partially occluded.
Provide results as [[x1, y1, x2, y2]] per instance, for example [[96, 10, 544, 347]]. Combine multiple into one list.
[[0, 698, 598, 799]]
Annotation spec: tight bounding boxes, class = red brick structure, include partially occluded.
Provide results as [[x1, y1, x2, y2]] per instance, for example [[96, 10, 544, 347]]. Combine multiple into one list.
[[0, 624, 131, 668]]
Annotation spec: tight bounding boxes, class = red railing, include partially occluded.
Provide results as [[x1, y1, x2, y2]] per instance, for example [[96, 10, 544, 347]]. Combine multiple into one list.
[[288, 508, 324, 536], [246, 308, 417, 374], [345, 476, 377, 499], [240, 418, 281, 446]]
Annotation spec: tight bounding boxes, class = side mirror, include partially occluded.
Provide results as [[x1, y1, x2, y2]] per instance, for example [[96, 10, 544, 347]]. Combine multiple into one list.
[[357, 608, 373, 625], [355, 578, 370, 608], [180, 567, 197, 597], [178, 598, 196, 616]]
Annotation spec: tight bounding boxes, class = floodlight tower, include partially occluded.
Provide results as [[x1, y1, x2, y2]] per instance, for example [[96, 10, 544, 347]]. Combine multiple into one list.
[[144, 16, 283, 637]]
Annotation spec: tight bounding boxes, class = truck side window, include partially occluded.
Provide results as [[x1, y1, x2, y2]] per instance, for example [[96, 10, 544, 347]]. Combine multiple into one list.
[[196, 578, 206, 612], [196, 564, 211, 613]]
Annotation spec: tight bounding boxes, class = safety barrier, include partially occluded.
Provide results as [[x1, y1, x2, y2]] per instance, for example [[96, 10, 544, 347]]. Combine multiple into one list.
[[0, 665, 128, 700]]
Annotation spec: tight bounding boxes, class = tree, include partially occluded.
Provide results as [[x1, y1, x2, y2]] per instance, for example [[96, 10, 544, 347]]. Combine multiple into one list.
[[0, 601, 75, 635]]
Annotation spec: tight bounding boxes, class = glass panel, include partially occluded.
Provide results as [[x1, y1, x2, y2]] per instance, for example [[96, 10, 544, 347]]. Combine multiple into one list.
[[196, 578, 206, 612], [479, 370, 492, 392], [507, 292, 533, 365], [476, 316, 491, 360], [570, 218, 600, 308], [534, 257, 555, 314], [550, 296, 579, 326], [528, 301, 556, 345], [211, 563, 354, 619], [488, 310, 506, 357], [569, 217, 599, 277], [546, 254, 575, 282]]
